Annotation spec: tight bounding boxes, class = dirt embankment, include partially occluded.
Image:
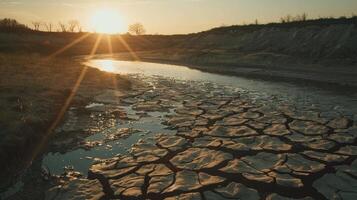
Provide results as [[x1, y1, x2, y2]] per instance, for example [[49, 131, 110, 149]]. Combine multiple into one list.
[[1, 18, 357, 88], [0, 54, 132, 190], [103, 22, 357, 87]]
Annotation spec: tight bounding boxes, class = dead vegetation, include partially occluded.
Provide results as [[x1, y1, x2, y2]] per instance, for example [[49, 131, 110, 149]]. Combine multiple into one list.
[[0, 53, 131, 189]]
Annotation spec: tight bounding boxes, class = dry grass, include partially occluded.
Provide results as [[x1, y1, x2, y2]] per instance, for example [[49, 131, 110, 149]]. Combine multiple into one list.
[[0, 53, 131, 189]]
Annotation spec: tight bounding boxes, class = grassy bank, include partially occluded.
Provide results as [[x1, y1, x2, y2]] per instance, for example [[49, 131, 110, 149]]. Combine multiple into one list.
[[0, 54, 132, 190]]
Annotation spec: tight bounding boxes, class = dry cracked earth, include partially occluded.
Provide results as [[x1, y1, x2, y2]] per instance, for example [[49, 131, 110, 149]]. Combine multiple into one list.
[[46, 76, 357, 200]]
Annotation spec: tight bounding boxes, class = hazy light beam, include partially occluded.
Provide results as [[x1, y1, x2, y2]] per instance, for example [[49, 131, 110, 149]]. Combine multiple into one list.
[[26, 34, 103, 167], [117, 35, 140, 61], [44, 32, 92, 61]]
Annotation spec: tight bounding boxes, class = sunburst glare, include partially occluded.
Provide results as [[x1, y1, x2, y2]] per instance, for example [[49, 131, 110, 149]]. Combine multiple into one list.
[[90, 9, 125, 34]]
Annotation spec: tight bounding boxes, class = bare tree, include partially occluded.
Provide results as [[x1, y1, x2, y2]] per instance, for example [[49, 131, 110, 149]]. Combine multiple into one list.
[[280, 15, 292, 23], [44, 22, 53, 32], [67, 20, 82, 32], [68, 20, 76, 32], [58, 22, 67, 32], [128, 23, 146, 35], [32, 21, 41, 31], [76, 22, 82, 33], [301, 13, 308, 21]]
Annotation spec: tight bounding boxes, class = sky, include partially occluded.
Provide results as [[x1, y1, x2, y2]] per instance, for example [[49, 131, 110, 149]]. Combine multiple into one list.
[[1, 0, 357, 34]]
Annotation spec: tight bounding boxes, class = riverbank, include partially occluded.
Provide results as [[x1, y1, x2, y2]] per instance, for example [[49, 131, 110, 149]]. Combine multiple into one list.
[[2, 57, 356, 200], [0, 54, 132, 191], [91, 50, 357, 90], [31, 71, 357, 200]]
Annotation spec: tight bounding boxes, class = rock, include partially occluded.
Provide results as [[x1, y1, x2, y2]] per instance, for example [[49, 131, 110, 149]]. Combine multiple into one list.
[[170, 148, 232, 170]]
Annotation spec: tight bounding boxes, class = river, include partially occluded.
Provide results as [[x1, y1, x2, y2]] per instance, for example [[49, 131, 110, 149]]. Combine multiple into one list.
[[3, 58, 357, 199]]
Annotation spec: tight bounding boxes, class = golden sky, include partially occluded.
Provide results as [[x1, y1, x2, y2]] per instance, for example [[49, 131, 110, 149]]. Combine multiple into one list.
[[1, 0, 357, 34]]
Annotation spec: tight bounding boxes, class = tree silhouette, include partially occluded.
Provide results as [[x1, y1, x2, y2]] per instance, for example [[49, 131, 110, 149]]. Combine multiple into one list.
[[0, 18, 29, 32], [68, 20, 81, 32], [32, 21, 41, 31], [58, 22, 67, 32], [44, 22, 53, 32], [128, 23, 146, 35]]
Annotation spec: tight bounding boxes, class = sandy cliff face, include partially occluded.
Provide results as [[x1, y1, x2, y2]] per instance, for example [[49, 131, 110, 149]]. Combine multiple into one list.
[[182, 24, 357, 63]]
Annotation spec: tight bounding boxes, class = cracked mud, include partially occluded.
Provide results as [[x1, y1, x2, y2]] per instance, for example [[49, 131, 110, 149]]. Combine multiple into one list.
[[45, 75, 357, 200]]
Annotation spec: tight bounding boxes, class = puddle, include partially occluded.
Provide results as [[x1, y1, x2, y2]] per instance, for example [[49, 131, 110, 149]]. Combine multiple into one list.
[[42, 104, 176, 175]]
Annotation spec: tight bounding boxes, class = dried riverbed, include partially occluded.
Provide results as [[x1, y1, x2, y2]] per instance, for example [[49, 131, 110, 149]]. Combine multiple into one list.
[[39, 71, 357, 200], [3, 58, 357, 200]]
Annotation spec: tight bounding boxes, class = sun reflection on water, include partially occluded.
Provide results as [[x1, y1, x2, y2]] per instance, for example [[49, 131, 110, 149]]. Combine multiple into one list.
[[99, 59, 116, 72]]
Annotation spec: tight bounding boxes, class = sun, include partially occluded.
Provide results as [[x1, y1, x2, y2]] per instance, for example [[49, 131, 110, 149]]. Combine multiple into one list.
[[90, 9, 125, 34]]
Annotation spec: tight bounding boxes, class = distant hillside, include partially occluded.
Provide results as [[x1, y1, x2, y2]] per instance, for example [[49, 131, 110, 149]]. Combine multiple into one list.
[[204, 16, 357, 34], [177, 16, 357, 63], [1, 16, 357, 65]]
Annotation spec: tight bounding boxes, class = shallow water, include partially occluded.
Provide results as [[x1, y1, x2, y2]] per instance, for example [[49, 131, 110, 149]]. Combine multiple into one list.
[[44, 59, 357, 175], [3, 58, 357, 198], [87, 59, 357, 117], [43, 105, 176, 175]]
